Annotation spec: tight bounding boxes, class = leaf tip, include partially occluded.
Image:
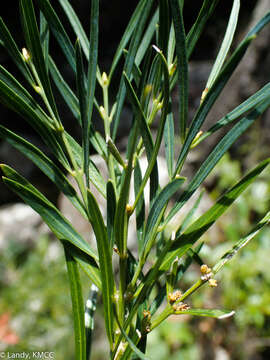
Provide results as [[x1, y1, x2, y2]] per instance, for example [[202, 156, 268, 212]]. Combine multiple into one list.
[[218, 311, 235, 320]]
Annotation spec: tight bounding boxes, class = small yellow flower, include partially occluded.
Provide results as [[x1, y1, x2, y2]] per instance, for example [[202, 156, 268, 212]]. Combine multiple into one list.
[[209, 279, 218, 288], [172, 302, 190, 312], [168, 290, 182, 303], [200, 264, 212, 274], [126, 204, 133, 215]]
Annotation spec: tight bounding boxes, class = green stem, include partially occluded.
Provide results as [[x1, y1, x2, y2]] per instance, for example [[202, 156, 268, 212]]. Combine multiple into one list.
[[151, 278, 204, 331]]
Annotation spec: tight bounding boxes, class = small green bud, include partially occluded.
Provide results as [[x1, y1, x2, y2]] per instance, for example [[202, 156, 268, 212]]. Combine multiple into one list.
[[101, 72, 109, 86], [22, 48, 31, 62]]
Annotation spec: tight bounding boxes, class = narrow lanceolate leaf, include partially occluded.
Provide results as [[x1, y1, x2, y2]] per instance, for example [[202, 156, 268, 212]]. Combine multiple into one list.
[[159, 0, 170, 56], [40, 11, 49, 71], [134, 160, 145, 254], [107, 180, 116, 252], [186, 0, 220, 58], [192, 82, 270, 147], [132, 48, 171, 211], [19, 0, 59, 122], [175, 35, 254, 174], [87, 190, 114, 349], [143, 177, 185, 258], [205, 0, 240, 91], [0, 126, 87, 219], [123, 71, 159, 200], [0, 17, 34, 85], [0, 65, 53, 128], [1, 167, 98, 263], [160, 157, 270, 271], [112, 0, 154, 139], [169, 0, 188, 142], [213, 210, 270, 274], [64, 242, 101, 289], [109, 0, 148, 79], [0, 67, 69, 168], [58, 0, 89, 58], [164, 112, 175, 179], [175, 11, 270, 174], [167, 97, 270, 226], [49, 56, 80, 121], [85, 0, 99, 186], [135, 9, 159, 67], [75, 39, 89, 184], [35, 0, 76, 71], [173, 308, 235, 319], [64, 245, 86, 360]]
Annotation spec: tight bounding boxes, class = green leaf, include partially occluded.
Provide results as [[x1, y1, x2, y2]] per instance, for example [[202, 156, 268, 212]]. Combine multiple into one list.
[[0, 69, 69, 166], [106, 180, 116, 252], [109, 0, 148, 79], [58, 0, 89, 58], [170, 0, 188, 142], [112, 0, 154, 139], [168, 97, 270, 225], [0, 65, 53, 128], [87, 190, 114, 349], [175, 35, 254, 174], [66, 244, 101, 289], [35, 0, 76, 71], [132, 47, 170, 210], [134, 160, 145, 254], [186, 0, 220, 58], [213, 210, 270, 274], [158, 0, 170, 56], [160, 157, 270, 270], [0, 17, 34, 85], [40, 11, 50, 71], [143, 177, 186, 258], [164, 112, 175, 179], [206, 0, 240, 90], [48, 56, 80, 121], [0, 126, 87, 219], [192, 82, 270, 147], [64, 244, 86, 360], [173, 308, 235, 319], [135, 9, 159, 67], [1, 166, 98, 262], [123, 71, 159, 201], [20, 0, 59, 122], [84, 0, 99, 186], [175, 11, 270, 173], [88, 159, 106, 198], [75, 39, 89, 184]]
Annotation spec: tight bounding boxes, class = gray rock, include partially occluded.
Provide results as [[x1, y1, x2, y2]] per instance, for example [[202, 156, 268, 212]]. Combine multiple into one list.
[[0, 203, 49, 250]]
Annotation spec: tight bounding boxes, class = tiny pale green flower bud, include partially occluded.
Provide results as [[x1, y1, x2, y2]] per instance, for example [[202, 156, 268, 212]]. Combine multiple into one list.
[[22, 48, 31, 62], [191, 130, 204, 148], [101, 72, 109, 86], [144, 84, 152, 97], [169, 63, 176, 76], [200, 87, 209, 104], [33, 85, 42, 94], [99, 105, 106, 119]]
